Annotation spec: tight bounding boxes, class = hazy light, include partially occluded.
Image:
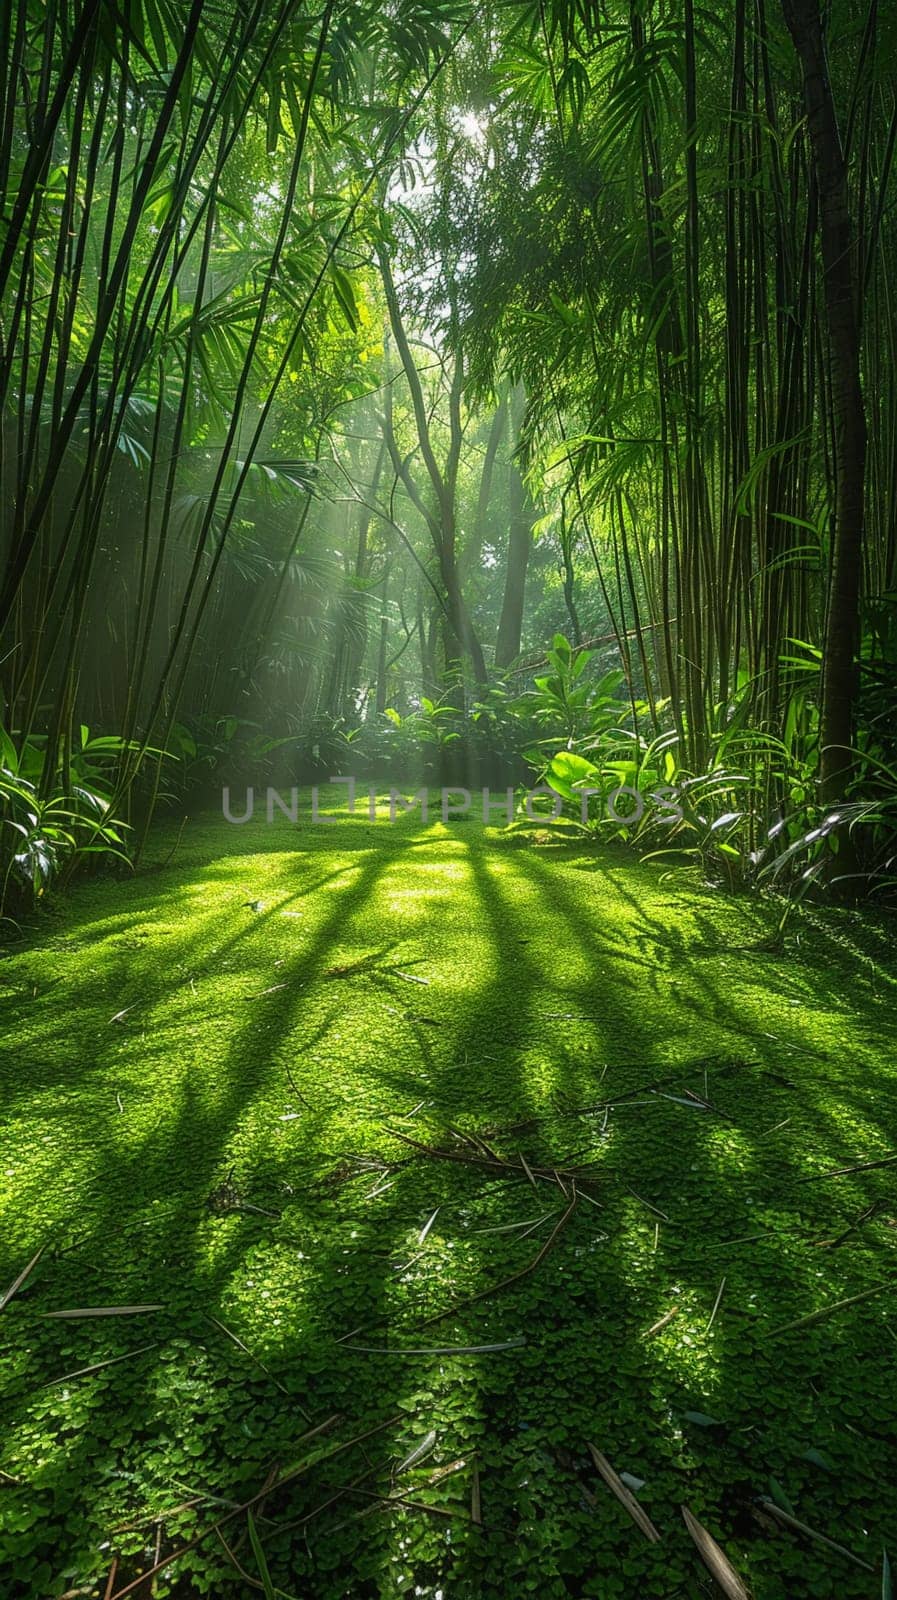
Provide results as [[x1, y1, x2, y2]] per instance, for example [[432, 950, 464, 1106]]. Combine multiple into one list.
[[459, 111, 488, 146]]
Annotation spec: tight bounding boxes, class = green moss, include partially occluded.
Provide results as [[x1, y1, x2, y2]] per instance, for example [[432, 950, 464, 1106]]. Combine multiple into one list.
[[1, 801, 895, 1597]]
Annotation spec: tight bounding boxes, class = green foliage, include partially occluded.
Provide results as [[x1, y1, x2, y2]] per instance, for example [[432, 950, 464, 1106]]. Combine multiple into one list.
[[482, 635, 895, 898], [0, 724, 133, 913], [515, 634, 625, 750]]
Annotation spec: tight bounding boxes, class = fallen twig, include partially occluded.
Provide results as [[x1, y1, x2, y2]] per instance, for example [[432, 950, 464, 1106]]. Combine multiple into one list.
[[111, 1498, 208, 1534], [682, 1087, 734, 1117], [703, 1233, 779, 1251], [771, 1280, 894, 1335], [755, 1497, 874, 1572], [472, 1211, 557, 1236], [416, 1191, 579, 1330], [273, 1463, 380, 1535], [814, 1203, 880, 1249], [706, 1276, 726, 1333], [150, 1521, 162, 1598], [322, 955, 427, 982], [109, 1005, 139, 1025], [626, 1188, 671, 1222], [216, 1519, 299, 1599], [519, 1153, 538, 1189], [205, 1315, 305, 1411], [244, 983, 288, 1000], [44, 1343, 158, 1388], [395, 1431, 437, 1475], [343, 1338, 525, 1355], [497, 1067, 736, 1136], [283, 1061, 315, 1112], [342, 1486, 457, 1518], [797, 1154, 897, 1183], [107, 1413, 391, 1600], [384, 1124, 599, 1198], [644, 1306, 679, 1339]]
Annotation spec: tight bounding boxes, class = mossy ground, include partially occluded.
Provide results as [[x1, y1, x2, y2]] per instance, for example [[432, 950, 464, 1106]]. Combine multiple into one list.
[[1, 797, 896, 1599]]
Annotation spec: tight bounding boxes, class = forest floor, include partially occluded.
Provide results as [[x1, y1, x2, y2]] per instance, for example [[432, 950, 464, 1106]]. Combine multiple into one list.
[[1, 798, 897, 1600]]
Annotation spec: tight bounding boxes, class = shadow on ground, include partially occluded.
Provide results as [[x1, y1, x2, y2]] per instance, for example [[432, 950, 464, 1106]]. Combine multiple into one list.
[[1, 802, 896, 1598]]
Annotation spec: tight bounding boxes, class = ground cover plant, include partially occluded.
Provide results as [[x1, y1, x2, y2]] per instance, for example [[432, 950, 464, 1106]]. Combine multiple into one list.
[[3, 0, 897, 1596], [1, 803, 896, 1597]]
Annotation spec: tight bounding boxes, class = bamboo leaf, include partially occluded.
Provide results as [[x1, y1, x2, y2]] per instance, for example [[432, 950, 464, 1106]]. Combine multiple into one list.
[[0, 1245, 45, 1312], [417, 1208, 440, 1244], [681, 1506, 752, 1597], [42, 1304, 165, 1318], [587, 1444, 661, 1542], [247, 1511, 277, 1600], [396, 1430, 437, 1474], [331, 264, 359, 330]]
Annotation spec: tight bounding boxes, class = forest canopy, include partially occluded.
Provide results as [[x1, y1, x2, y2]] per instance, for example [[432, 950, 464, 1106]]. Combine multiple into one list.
[[0, 0, 895, 897]]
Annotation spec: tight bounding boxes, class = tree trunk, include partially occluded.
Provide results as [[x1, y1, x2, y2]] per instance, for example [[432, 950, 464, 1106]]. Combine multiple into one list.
[[495, 389, 532, 667], [561, 530, 582, 646], [781, 0, 867, 802], [343, 436, 386, 712], [462, 389, 507, 580], [375, 561, 390, 715], [377, 243, 488, 686]]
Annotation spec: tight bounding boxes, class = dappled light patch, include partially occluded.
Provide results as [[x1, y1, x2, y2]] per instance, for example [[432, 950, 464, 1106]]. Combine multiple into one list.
[[1, 809, 895, 1597]]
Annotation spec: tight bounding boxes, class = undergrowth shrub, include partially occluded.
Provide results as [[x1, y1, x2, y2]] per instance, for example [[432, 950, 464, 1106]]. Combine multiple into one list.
[[0, 723, 133, 918], [509, 635, 897, 901]]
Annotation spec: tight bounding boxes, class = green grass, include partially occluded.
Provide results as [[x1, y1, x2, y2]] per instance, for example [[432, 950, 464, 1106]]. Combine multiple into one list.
[[1, 797, 896, 1598]]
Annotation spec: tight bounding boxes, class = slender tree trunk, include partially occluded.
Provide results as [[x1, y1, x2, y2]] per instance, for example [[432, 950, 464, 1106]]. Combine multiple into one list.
[[558, 508, 582, 646], [781, 0, 867, 802], [341, 436, 386, 710], [495, 388, 532, 668], [461, 389, 507, 581], [377, 244, 488, 685], [375, 561, 391, 715], [494, 473, 531, 667]]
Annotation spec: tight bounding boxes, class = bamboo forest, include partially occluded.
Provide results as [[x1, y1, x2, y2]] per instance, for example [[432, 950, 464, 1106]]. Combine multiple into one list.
[[2, 0, 897, 1595]]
